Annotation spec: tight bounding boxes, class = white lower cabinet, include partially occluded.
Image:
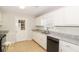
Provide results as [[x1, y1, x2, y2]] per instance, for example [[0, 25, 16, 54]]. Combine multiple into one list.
[[59, 40, 79, 52], [33, 32, 47, 49]]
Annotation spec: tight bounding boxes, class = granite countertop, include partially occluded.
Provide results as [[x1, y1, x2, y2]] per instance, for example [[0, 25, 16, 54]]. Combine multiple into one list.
[[32, 29, 49, 34], [0, 30, 8, 41], [0, 30, 8, 34], [47, 31, 79, 46], [32, 29, 79, 46]]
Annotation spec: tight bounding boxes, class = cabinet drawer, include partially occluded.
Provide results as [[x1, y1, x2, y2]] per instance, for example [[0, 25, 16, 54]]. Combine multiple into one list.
[[60, 40, 79, 52]]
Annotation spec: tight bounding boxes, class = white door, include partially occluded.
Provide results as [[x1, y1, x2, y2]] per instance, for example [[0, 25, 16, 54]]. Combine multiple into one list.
[[15, 17, 27, 42]]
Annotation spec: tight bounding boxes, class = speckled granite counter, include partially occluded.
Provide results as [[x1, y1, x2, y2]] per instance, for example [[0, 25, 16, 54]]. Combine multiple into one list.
[[0, 30, 8, 34], [32, 29, 79, 46], [0, 30, 8, 51], [47, 31, 79, 46]]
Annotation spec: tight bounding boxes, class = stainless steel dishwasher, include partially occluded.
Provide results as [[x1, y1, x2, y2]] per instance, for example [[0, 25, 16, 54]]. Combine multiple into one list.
[[47, 36, 59, 52]]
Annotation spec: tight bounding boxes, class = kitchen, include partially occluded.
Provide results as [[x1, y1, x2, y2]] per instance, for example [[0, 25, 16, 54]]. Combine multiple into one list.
[[0, 6, 79, 52]]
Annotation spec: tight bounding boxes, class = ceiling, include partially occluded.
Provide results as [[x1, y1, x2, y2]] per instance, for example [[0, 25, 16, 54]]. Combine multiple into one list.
[[0, 6, 62, 17]]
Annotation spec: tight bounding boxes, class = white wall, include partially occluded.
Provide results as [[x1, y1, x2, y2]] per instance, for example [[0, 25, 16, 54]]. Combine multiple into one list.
[[0, 11, 35, 43], [15, 16, 35, 42]]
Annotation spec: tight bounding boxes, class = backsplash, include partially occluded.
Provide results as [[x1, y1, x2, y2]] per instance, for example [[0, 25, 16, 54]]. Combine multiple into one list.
[[34, 25, 54, 31], [54, 27, 79, 35]]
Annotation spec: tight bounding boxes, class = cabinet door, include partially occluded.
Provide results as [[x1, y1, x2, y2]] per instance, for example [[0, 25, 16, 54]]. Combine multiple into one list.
[[53, 8, 65, 26], [43, 14, 54, 27], [40, 33, 47, 49], [0, 11, 2, 21], [33, 32, 43, 47], [59, 40, 79, 52], [32, 32, 36, 41], [53, 7, 79, 26], [0, 11, 3, 25], [33, 32, 47, 49], [35, 17, 44, 26], [36, 32, 47, 49], [64, 7, 79, 26], [33, 32, 39, 43]]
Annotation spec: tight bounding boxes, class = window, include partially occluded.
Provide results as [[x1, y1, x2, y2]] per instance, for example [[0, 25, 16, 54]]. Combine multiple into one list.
[[18, 20, 25, 30]]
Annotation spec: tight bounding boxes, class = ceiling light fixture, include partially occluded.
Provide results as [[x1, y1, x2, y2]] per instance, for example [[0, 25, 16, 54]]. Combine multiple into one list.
[[19, 6, 25, 9]]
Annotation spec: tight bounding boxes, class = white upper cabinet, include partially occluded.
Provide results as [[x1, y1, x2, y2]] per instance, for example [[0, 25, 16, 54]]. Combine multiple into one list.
[[35, 17, 42, 26], [64, 7, 79, 26], [53, 7, 79, 26], [35, 7, 79, 26], [35, 7, 66, 26], [35, 16, 46, 26], [35, 14, 54, 27], [0, 11, 2, 21], [53, 7, 66, 26], [42, 13, 54, 27], [0, 11, 3, 25]]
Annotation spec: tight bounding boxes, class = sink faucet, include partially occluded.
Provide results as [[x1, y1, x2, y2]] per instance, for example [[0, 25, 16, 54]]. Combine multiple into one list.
[[46, 27, 49, 33]]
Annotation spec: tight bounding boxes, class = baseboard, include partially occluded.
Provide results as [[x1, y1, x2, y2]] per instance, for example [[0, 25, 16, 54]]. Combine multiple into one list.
[[32, 39, 47, 51], [13, 40, 32, 44]]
